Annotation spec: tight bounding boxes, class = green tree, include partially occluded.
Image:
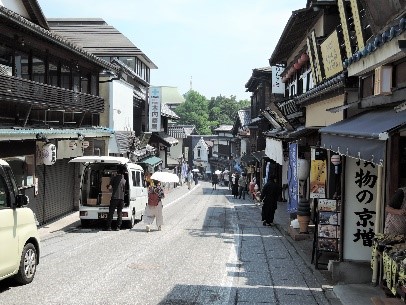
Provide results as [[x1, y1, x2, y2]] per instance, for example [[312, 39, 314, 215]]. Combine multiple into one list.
[[175, 90, 211, 134], [175, 91, 251, 135]]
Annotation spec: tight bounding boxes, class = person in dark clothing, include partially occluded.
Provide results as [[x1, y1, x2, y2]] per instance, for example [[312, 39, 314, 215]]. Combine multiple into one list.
[[232, 173, 240, 199], [260, 177, 281, 226], [105, 166, 126, 231], [212, 174, 219, 190]]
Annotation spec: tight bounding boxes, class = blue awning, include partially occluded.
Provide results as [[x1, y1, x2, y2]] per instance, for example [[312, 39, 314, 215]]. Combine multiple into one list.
[[138, 156, 162, 167], [320, 108, 406, 165]]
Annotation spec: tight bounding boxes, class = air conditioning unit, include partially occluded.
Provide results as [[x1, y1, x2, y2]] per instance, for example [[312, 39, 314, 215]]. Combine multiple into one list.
[[374, 65, 392, 96]]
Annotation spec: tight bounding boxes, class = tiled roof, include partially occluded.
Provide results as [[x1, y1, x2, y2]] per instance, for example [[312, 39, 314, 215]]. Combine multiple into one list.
[[168, 125, 196, 139], [0, 7, 117, 72], [161, 104, 180, 119], [214, 125, 233, 132]]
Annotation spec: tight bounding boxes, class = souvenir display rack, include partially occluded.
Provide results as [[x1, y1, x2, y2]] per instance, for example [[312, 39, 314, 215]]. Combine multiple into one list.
[[312, 199, 341, 269]]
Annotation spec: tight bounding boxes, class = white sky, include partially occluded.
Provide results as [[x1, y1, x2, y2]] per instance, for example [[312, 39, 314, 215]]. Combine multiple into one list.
[[38, 0, 306, 100]]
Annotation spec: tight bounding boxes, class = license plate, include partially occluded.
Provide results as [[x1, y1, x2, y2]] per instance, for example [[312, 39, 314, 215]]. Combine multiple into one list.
[[98, 212, 108, 219]]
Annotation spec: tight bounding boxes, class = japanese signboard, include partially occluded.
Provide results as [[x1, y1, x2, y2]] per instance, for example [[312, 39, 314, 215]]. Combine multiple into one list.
[[148, 86, 161, 132], [287, 142, 298, 212], [310, 160, 327, 198], [338, 0, 353, 58], [272, 65, 285, 94], [343, 158, 377, 260], [350, 0, 365, 50], [320, 30, 343, 79]]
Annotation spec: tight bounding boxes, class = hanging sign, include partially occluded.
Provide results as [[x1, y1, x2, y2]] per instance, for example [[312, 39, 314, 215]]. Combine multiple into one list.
[[42, 143, 57, 165], [287, 142, 299, 212]]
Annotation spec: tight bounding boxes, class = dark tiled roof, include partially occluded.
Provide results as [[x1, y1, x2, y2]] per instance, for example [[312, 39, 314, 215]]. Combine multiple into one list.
[[0, 7, 117, 72], [161, 104, 179, 119]]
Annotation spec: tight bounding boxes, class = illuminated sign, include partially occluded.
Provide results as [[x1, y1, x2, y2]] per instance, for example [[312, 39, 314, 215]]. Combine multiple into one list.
[[321, 30, 344, 78]]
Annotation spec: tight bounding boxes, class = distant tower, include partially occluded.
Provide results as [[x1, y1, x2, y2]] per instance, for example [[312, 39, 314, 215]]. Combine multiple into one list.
[[190, 76, 193, 91]]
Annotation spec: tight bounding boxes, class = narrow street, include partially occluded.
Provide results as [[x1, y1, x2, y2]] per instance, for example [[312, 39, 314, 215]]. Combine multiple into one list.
[[0, 181, 337, 305]]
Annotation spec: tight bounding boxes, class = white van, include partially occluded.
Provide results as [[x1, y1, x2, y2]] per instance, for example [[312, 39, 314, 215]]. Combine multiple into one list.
[[69, 156, 148, 229], [0, 159, 40, 285]]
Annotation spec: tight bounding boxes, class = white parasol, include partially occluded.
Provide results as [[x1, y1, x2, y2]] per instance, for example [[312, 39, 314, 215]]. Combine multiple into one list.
[[223, 169, 230, 174], [191, 169, 199, 172], [214, 170, 222, 175], [151, 172, 180, 183]]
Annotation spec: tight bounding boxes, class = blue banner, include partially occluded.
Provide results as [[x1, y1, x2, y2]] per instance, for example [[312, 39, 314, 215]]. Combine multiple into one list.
[[287, 142, 298, 212]]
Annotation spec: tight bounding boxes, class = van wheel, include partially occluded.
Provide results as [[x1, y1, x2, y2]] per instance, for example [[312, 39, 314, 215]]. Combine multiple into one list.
[[14, 243, 37, 285], [126, 215, 135, 229]]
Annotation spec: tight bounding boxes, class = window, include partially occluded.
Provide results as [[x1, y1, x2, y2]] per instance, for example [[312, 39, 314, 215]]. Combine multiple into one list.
[[32, 57, 45, 83], [132, 171, 141, 187], [15, 51, 29, 80], [61, 65, 71, 90], [48, 62, 58, 86], [0, 175, 9, 208]]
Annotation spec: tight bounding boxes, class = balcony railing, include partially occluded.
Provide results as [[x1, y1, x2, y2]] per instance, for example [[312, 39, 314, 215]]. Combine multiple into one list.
[[0, 74, 104, 113]]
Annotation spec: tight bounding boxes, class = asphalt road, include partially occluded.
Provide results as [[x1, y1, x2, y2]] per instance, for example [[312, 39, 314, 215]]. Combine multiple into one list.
[[0, 181, 336, 305]]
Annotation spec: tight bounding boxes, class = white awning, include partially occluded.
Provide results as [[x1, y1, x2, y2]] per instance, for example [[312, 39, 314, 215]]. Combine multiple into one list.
[[265, 138, 283, 165]]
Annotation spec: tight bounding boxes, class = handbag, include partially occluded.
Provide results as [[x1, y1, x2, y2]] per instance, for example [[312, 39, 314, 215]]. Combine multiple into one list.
[[148, 191, 160, 206]]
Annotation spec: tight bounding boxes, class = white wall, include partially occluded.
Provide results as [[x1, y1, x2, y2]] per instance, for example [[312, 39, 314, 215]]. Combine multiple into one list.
[[109, 80, 133, 131], [0, 0, 29, 18]]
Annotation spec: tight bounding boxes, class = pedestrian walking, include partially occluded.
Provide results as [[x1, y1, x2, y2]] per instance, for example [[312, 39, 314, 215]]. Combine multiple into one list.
[[186, 170, 193, 190], [231, 173, 239, 199], [260, 177, 281, 226], [238, 173, 247, 199], [105, 166, 126, 231], [194, 171, 199, 185], [249, 177, 256, 200], [144, 179, 165, 232], [212, 173, 219, 190], [223, 172, 229, 188]]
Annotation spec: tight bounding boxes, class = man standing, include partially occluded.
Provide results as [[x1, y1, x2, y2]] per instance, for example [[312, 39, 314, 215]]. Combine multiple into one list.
[[105, 166, 126, 231], [260, 177, 281, 226]]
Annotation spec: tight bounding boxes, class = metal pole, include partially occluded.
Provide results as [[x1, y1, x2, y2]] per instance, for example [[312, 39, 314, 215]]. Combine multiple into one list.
[[372, 165, 383, 285]]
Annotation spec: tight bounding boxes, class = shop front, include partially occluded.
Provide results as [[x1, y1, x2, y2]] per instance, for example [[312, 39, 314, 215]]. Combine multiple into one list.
[[319, 108, 406, 284]]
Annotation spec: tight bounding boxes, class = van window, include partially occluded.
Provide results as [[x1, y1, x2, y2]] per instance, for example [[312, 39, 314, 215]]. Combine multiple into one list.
[[132, 171, 142, 187], [0, 175, 10, 208]]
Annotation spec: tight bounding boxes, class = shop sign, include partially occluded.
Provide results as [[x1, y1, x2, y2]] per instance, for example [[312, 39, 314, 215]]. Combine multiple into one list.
[[350, 0, 365, 50], [287, 142, 298, 212], [311, 30, 324, 82], [272, 65, 285, 94], [310, 159, 327, 198], [42, 143, 57, 165], [343, 158, 377, 260], [321, 30, 343, 79], [148, 87, 161, 132], [337, 0, 353, 58], [307, 37, 319, 85]]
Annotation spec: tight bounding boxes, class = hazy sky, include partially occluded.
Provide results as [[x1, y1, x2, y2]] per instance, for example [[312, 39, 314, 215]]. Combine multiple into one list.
[[38, 0, 305, 101]]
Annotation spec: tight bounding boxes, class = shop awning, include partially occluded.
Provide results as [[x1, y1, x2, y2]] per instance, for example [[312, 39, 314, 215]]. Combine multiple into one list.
[[265, 138, 284, 165], [152, 132, 179, 147], [138, 156, 163, 167], [320, 109, 406, 165]]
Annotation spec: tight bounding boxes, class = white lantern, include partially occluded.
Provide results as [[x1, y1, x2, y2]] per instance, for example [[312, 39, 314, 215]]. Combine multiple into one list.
[[297, 158, 310, 180], [331, 154, 341, 174], [42, 143, 57, 165]]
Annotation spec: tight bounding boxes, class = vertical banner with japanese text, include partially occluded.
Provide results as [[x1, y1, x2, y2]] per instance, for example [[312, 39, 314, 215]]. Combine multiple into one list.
[[148, 87, 161, 132], [343, 158, 377, 260], [271, 65, 285, 94], [287, 142, 298, 212]]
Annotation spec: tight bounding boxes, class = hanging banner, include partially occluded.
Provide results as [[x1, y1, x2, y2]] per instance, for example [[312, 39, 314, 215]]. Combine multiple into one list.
[[271, 65, 285, 94], [343, 158, 377, 260], [310, 160, 327, 198], [287, 142, 298, 212]]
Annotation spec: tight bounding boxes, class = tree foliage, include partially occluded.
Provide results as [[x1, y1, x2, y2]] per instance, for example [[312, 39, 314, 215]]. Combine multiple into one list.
[[175, 91, 250, 135]]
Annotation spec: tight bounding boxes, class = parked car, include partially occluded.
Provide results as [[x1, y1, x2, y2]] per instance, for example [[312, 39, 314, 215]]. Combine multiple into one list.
[[0, 159, 40, 285], [69, 156, 148, 228]]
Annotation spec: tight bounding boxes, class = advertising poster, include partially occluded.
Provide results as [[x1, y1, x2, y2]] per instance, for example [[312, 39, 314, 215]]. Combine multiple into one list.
[[287, 142, 298, 212], [310, 160, 327, 198]]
